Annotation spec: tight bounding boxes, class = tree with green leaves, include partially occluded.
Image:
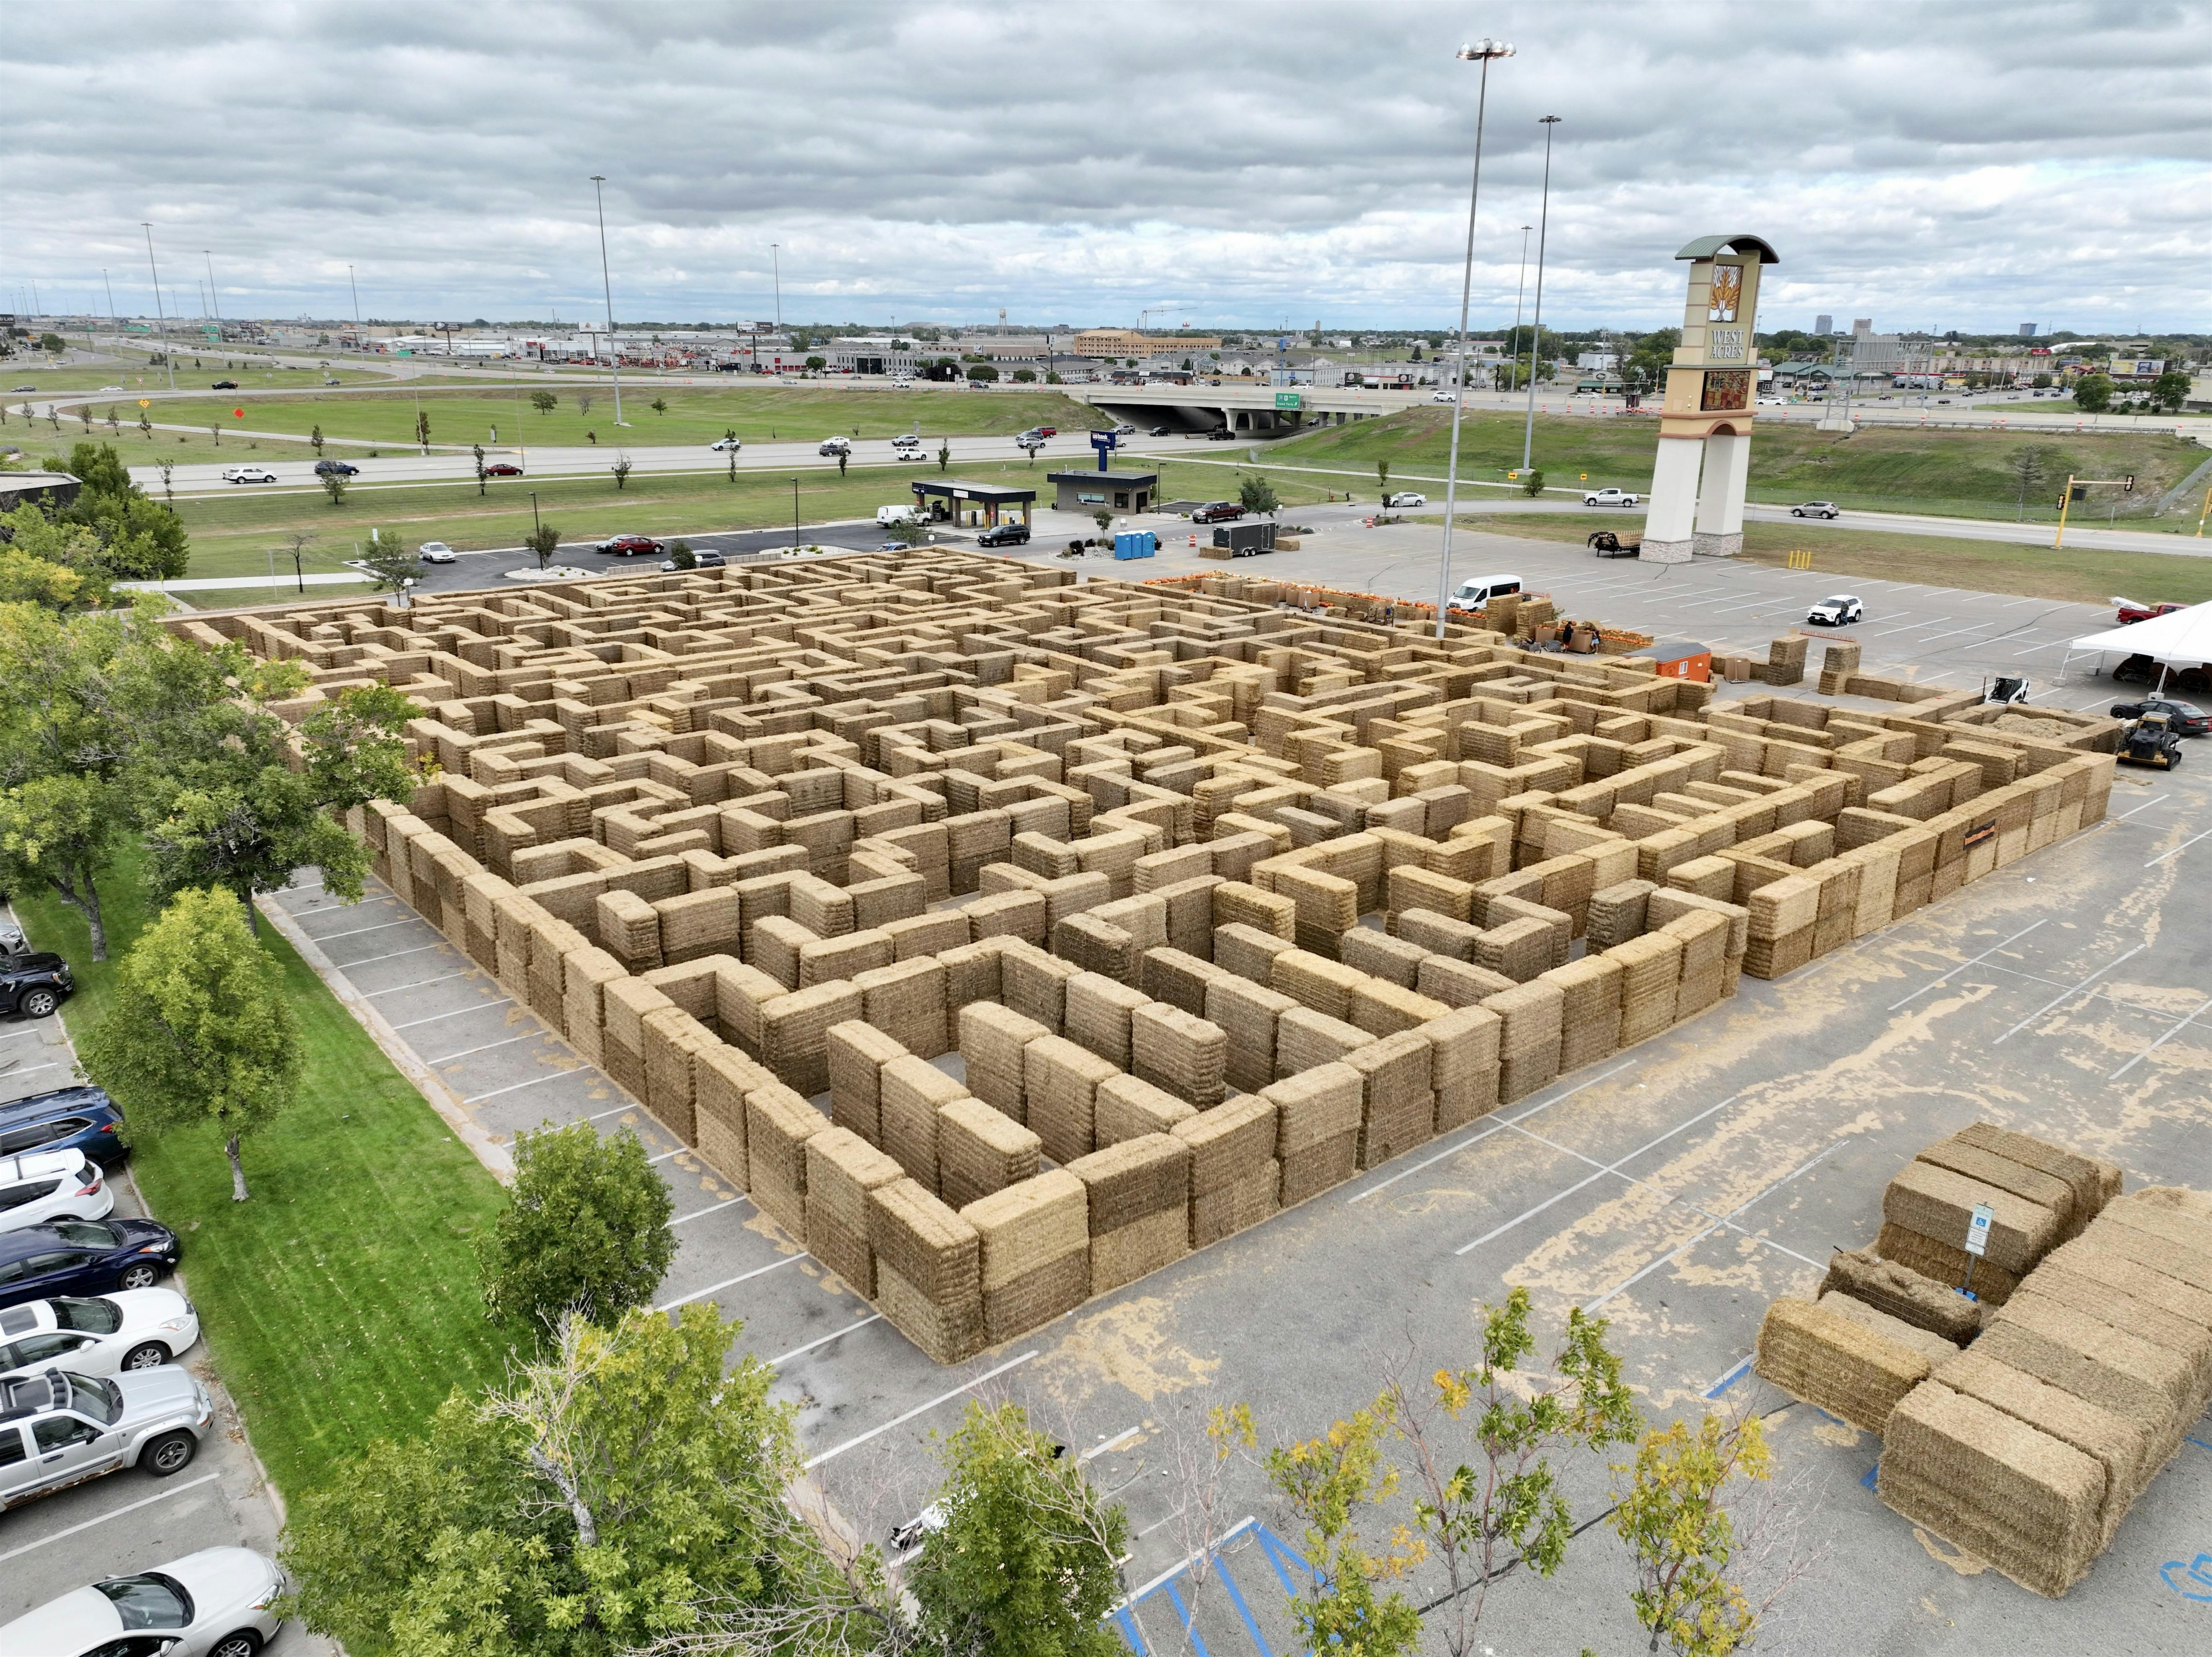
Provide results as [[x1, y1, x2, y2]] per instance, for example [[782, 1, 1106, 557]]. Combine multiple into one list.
[[0, 549, 85, 609], [50, 441, 189, 582], [612, 457, 633, 490], [283, 1305, 809, 1657], [908, 1400, 1129, 1657], [524, 522, 563, 570], [837, 449, 849, 480], [142, 761, 370, 931], [2149, 369, 2191, 413], [531, 389, 558, 415], [665, 539, 698, 570], [937, 437, 951, 472], [1238, 474, 1281, 518], [309, 423, 325, 456], [1265, 1402, 1425, 1657], [356, 535, 419, 595], [1522, 467, 1546, 498], [298, 684, 417, 812], [476, 1121, 674, 1341], [1611, 1411, 1778, 1656], [474, 443, 488, 496], [320, 469, 348, 507], [650, 395, 669, 416], [1376, 459, 1390, 497], [79, 886, 301, 1200], [2008, 444, 2057, 518], [1378, 1288, 1640, 1656], [2071, 373, 2113, 414], [416, 408, 432, 451]]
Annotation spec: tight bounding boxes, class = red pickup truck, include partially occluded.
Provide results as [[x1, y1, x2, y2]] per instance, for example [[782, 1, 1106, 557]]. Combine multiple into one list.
[[2116, 598, 2186, 624]]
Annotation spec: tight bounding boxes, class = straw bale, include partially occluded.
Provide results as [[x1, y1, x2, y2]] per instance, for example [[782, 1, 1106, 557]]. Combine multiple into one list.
[[2131, 1184, 2212, 1221], [1933, 1347, 2150, 1533], [713, 959, 786, 1058], [1482, 980, 1565, 1061], [1207, 976, 1299, 1093], [806, 1126, 905, 1237], [958, 1001, 1049, 1116], [1646, 889, 1751, 959], [1875, 1220, 2021, 1306], [1819, 1248, 1984, 1345], [1148, 875, 1223, 959], [1338, 927, 1428, 988], [1274, 865, 1360, 955], [937, 1096, 1043, 1210], [1815, 1290, 1962, 1367], [1264, 1062, 1364, 1157], [1054, 911, 1141, 983], [1277, 1005, 1373, 1076], [1877, 1383, 2103, 1598], [1190, 1159, 1282, 1247], [603, 976, 676, 1056], [1586, 879, 1656, 950], [879, 1055, 969, 1192], [694, 1045, 772, 1187], [1214, 880, 1297, 939], [596, 887, 663, 970], [1974, 1301, 2189, 1438], [1752, 1296, 1931, 1435], [1415, 956, 1516, 1009], [1213, 921, 1297, 983], [1130, 1001, 1228, 1107], [760, 981, 863, 1098], [1091, 1207, 1192, 1293], [962, 1169, 1090, 1292], [1066, 970, 1151, 1069], [1001, 939, 1081, 1031], [1349, 979, 1449, 1036], [1067, 1133, 1194, 1233], [1950, 1125, 2116, 1235], [2043, 1234, 2212, 1336], [1142, 947, 1231, 1015], [561, 947, 628, 1065], [853, 957, 949, 1059], [1024, 1034, 1118, 1165], [1746, 874, 1819, 939], [1885, 1159, 2060, 1277], [939, 938, 1005, 1012], [1347, 1028, 1433, 1135], [746, 1082, 827, 1238], [1396, 909, 1482, 960], [747, 916, 814, 989], [868, 1176, 982, 1305], [877, 1258, 985, 1365], [1272, 949, 1364, 1020], [1476, 915, 1555, 983], [981, 1249, 1092, 1343], [826, 1020, 907, 1145], [1175, 1095, 1279, 1195], [1545, 955, 1621, 1072], [1915, 1137, 2077, 1234], [965, 888, 1048, 945], [2097, 1193, 2212, 1273], [2075, 1209, 2212, 1296], [2011, 1267, 2212, 1396], [1280, 1130, 1359, 1205], [1097, 1073, 1198, 1146], [639, 1007, 708, 1142], [798, 927, 893, 988]]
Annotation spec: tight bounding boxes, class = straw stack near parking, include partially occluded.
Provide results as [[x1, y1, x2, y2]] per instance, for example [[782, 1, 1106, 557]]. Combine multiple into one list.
[[878, 1055, 968, 1196], [1129, 1001, 1228, 1107], [962, 1170, 1091, 1344], [1023, 1035, 1119, 1166], [1206, 978, 1298, 1095], [958, 1001, 1047, 1119], [826, 1020, 907, 1146], [1096, 1074, 1197, 1146], [1610, 931, 1684, 1048], [869, 1177, 984, 1364], [1178, 1094, 1280, 1247], [936, 1097, 1042, 1210], [746, 1081, 827, 1240], [1348, 1030, 1434, 1170], [1065, 972, 1150, 1070], [1068, 1133, 1194, 1292], [1266, 1062, 1364, 1204], [806, 1127, 904, 1295], [1753, 1296, 1936, 1435], [1484, 980, 1565, 1104], [1549, 954, 1624, 1073]]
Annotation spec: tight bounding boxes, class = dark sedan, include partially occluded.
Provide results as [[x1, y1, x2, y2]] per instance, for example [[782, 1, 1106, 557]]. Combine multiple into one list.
[[0, 1218, 180, 1311], [2110, 696, 2209, 736], [210, 379, 239, 390], [0, 1087, 128, 1168], [314, 459, 359, 477], [0, 950, 72, 1020]]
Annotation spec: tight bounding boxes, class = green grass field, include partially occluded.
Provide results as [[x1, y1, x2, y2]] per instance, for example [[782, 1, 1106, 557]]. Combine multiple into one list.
[[5, 356, 402, 396], [16, 847, 514, 1499], [130, 382, 1107, 452], [1270, 408, 2203, 527], [1457, 511, 2212, 608], [10, 417, 322, 467]]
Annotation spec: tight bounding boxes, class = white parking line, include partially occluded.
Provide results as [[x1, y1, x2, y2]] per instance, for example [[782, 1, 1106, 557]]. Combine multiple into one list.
[[1581, 1141, 1843, 1313], [0, 1472, 222, 1565], [1991, 944, 2148, 1045], [1347, 1059, 1637, 1204], [803, 1349, 1041, 1469], [1886, 919, 2047, 1010], [461, 1067, 583, 1104], [1, 1062, 62, 1079], [2109, 997, 2212, 1080], [670, 1195, 749, 1226], [2111, 794, 2169, 821], [364, 967, 478, 996], [393, 996, 513, 1029], [341, 942, 452, 968], [768, 1313, 886, 1368], [308, 916, 423, 942], [2147, 827, 2212, 867], [424, 1031, 543, 1065], [657, 1250, 804, 1311]]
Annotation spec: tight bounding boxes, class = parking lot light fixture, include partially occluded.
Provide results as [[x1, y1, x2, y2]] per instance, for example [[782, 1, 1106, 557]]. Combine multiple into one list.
[[590, 175, 626, 426], [1520, 115, 1562, 473], [1434, 38, 1514, 639]]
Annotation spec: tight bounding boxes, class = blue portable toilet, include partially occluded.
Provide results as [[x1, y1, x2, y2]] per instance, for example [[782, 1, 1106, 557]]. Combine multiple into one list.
[[1113, 530, 1156, 560]]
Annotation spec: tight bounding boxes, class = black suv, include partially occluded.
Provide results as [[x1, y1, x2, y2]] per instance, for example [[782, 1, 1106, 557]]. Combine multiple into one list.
[[314, 459, 359, 477], [0, 945, 72, 1020], [977, 522, 1032, 547]]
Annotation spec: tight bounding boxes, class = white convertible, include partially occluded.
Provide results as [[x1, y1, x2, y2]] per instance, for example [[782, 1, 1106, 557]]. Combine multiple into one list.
[[0, 1289, 202, 1379]]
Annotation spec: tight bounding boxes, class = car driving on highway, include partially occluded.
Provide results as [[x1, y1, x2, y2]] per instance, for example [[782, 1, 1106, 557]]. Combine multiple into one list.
[[1791, 500, 1841, 519], [1583, 486, 1640, 507], [219, 465, 276, 485]]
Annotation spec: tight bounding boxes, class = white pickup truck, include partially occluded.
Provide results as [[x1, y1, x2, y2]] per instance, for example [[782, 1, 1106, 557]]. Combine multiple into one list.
[[1582, 486, 1641, 507]]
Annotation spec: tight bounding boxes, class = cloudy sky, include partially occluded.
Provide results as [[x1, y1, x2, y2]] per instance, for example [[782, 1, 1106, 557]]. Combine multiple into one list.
[[8, 0, 2208, 335]]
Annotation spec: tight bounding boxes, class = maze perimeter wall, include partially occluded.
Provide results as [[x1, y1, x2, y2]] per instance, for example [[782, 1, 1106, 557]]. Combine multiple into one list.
[[181, 550, 2124, 1364]]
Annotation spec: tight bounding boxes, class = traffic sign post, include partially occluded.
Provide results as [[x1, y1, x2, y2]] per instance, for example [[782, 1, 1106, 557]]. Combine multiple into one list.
[[1960, 1202, 1995, 1298]]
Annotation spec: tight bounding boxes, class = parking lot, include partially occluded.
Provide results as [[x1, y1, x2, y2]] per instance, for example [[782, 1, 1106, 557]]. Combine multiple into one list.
[[0, 907, 330, 1651], [217, 529, 2211, 1654]]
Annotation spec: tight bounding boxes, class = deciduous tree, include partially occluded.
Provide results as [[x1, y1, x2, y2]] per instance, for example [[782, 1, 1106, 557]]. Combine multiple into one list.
[[2072, 373, 2114, 414], [531, 390, 558, 415], [612, 457, 633, 490], [1266, 1402, 1425, 1657], [1611, 1410, 1780, 1656], [476, 1121, 674, 1340], [79, 886, 300, 1200], [1238, 474, 1281, 518]]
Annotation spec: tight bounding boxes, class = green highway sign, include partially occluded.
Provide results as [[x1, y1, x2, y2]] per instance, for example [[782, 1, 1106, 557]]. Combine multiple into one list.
[[1274, 392, 1304, 409]]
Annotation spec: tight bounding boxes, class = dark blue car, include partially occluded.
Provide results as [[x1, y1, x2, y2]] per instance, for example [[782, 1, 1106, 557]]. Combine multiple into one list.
[[0, 1218, 179, 1310], [0, 1086, 128, 1168]]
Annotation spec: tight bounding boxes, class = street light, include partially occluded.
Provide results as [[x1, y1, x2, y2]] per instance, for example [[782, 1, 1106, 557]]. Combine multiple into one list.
[[141, 225, 175, 392], [1509, 225, 1532, 390], [589, 175, 626, 425], [791, 477, 801, 550], [1432, 38, 1514, 639], [1519, 115, 1562, 475], [348, 263, 362, 352], [770, 243, 782, 345], [204, 250, 222, 337]]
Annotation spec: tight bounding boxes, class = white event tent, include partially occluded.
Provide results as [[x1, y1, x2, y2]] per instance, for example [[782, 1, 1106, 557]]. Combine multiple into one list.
[[2058, 603, 2212, 688]]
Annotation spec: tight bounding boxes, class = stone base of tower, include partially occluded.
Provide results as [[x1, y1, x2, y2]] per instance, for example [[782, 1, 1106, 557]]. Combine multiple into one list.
[[1640, 535, 1695, 565], [1693, 530, 1743, 557]]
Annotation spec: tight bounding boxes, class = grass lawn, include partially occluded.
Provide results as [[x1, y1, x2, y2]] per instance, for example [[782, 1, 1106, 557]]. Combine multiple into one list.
[[1452, 511, 2212, 608], [132, 382, 1108, 452], [1266, 407, 2202, 528], [5, 358, 402, 397], [16, 844, 514, 1499], [10, 420, 323, 468]]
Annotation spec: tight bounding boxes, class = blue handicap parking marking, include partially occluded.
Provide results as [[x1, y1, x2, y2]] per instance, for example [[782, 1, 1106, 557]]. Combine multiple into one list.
[[2158, 1552, 2212, 1603]]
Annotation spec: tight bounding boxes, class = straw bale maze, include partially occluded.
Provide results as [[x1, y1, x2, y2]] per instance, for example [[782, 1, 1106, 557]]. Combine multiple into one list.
[[181, 548, 2126, 1365], [1754, 1128, 2212, 1600]]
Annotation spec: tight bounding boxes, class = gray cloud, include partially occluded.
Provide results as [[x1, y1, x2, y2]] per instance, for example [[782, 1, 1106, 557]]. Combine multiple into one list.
[[6, 0, 2208, 331]]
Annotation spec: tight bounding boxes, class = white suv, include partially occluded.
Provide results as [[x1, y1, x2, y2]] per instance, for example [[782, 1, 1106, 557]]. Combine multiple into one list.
[[0, 1151, 112, 1233], [220, 465, 277, 485], [0, 1364, 213, 1509]]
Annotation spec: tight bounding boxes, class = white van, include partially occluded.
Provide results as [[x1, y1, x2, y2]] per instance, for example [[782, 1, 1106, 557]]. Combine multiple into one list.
[[1448, 574, 1522, 610], [878, 505, 921, 526]]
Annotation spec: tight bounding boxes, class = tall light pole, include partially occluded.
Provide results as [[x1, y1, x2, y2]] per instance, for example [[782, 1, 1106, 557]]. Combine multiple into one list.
[[101, 269, 116, 346], [204, 250, 223, 339], [142, 224, 176, 391], [1519, 116, 1562, 474], [348, 263, 362, 351], [770, 244, 782, 338], [589, 175, 626, 424], [1432, 38, 1515, 639], [1509, 225, 1532, 392]]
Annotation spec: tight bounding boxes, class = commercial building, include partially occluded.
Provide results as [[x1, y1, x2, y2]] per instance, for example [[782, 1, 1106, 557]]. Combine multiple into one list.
[[1046, 469, 1160, 514], [1070, 329, 1222, 359]]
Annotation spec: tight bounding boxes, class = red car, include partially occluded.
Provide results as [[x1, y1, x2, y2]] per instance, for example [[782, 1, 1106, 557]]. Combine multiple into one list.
[[1037, 426, 1057, 437], [594, 534, 664, 557], [1191, 502, 1245, 524], [2116, 598, 2186, 625], [484, 462, 523, 477]]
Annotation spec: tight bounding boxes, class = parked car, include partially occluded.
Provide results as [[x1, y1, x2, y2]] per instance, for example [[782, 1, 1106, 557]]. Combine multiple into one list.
[[2114, 597, 2186, 625], [313, 459, 358, 477], [0, 1088, 126, 1168], [1447, 574, 1524, 611], [818, 436, 852, 456], [0, 1546, 284, 1657], [2109, 696, 2209, 736], [0, 945, 73, 1020], [877, 540, 914, 552], [692, 549, 726, 567], [484, 462, 523, 477], [0, 1364, 214, 1510], [1805, 594, 1865, 626], [593, 534, 664, 557], [977, 522, 1032, 547], [0, 1218, 181, 1310], [210, 380, 238, 390], [0, 1288, 200, 1380], [709, 436, 744, 452], [1791, 500, 1841, 519], [1191, 502, 1244, 524], [1583, 486, 1640, 507], [417, 541, 457, 564], [219, 465, 276, 485], [0, 1151, 112, 1234], [1382, 491, 1427, 508]]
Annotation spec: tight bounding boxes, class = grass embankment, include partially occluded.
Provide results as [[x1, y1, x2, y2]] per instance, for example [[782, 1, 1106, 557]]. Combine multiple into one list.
[[1269, 407, 2204, 527], [129, 383, 1109, 452], [17, 844, 513, 1498], [161, 455, 1331, 579], [1455, 511, 2212, 608], [6, 359, 405, 399], [10, 418, 322, 467]]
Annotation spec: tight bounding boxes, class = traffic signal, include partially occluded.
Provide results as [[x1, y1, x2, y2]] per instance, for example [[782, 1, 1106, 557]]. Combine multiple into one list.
[[2070, 484, 2088, 501], [2123, 474, 2136, 493]]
